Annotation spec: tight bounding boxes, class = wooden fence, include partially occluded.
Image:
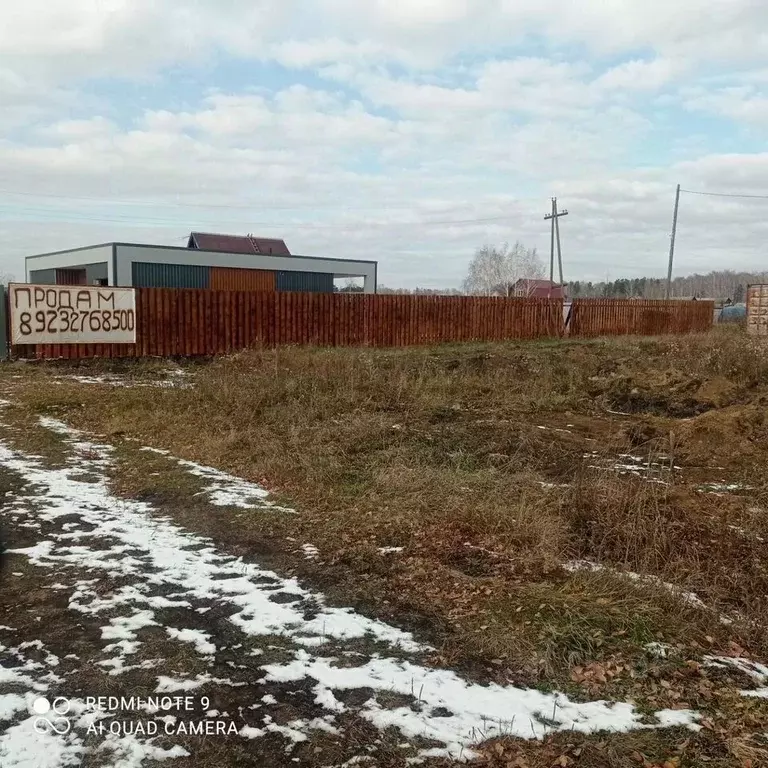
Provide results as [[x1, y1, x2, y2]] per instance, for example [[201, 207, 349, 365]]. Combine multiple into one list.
[[568, 298, 714, 337], [9, 291, 714, 360], [11, 289, 564, 359]]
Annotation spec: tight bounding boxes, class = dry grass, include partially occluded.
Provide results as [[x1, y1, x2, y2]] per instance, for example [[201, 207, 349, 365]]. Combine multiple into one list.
[[7, 330, 768, 684], [6, 327, 768, 764]]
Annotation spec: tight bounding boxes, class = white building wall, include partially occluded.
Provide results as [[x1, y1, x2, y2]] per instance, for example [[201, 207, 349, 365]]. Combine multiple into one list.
[[25, 245, 115, 285]]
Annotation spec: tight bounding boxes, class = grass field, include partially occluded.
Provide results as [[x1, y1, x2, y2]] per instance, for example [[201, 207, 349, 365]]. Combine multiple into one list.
[[3, 326, 768, 766]]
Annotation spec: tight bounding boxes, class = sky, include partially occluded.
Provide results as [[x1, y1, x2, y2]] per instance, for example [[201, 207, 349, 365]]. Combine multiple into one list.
[[2, 1, 768, 289]]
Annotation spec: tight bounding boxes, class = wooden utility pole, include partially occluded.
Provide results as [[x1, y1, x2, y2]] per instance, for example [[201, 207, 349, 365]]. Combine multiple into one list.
[[544, 198, 569, 286], [666, 184, 681, 299]]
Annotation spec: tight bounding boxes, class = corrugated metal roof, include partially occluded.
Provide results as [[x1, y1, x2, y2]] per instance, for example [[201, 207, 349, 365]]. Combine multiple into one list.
[[188, 232, 291, 256]]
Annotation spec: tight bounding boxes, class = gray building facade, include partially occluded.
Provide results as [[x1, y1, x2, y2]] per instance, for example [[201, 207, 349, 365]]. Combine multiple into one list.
[[24, 241, 377, 294]]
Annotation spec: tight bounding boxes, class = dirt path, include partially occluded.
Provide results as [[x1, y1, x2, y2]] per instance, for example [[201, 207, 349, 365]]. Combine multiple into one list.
[[0, 407, 700, 767]]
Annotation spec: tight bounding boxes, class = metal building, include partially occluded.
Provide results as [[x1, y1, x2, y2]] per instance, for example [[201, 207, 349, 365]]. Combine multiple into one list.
[[25, 232, 377, 294]]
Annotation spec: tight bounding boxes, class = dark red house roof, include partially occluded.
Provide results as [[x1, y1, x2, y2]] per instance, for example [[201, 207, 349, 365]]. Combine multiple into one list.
[[187, 232, 291, 256], [513, 279, 567, 299]]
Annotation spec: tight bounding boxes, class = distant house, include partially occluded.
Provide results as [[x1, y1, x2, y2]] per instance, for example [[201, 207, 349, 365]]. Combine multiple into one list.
[[511, 279, 567, 299]]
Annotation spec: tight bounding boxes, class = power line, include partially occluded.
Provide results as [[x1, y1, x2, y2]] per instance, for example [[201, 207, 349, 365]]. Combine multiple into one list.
[[680, 188, 768, 200], [0, 185, 529, 215], [0, 203, 513, 230], [666, 184, 766, 299], [0, 186, 409, 210]]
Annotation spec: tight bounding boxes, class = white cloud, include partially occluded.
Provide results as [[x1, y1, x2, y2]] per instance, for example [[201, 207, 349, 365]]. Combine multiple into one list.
[[594, 59, 682, 92], [2, 0, 767, 83], [1, 1, 768, 289], [684, 86, 768, 126]]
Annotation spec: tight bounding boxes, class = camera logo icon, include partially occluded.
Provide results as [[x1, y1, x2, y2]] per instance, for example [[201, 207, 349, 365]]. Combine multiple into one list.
[[32, 697, 72, 735]]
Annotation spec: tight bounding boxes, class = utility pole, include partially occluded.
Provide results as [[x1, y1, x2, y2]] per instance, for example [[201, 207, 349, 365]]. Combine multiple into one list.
[[554, 200, 565, 286], [544, 198, 569, 286], [666, 184, 681, 299], [548, 199, 555, 283]]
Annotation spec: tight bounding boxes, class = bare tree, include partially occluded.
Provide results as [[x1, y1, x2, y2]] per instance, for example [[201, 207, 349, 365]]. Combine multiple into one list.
[[463, 242, 544, 296]]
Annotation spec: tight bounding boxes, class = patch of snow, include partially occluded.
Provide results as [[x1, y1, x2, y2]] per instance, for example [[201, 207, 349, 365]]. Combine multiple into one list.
[[264, 719, 308, 744], [97, 735, 190, 765], [652, 709, 701, 730], [697, 482, 754, 495], [705, 655, 768, 697], [97, 657, 160, 677], [55, 373, 193, 390], [178, 457, 294, 511], [564, 560, 707, 609], [239, 725, 266, 740], [0, 642, 165, 768], [165, 628, 216, 656], [0, 694, 27, 722], [262, 650, 700, 759], [585, 452, 679, 485], [645, 642, 672, 659], [156, 675, 214, 693], [302, 544, 320, 560], [0, 715, 85, 768], [378, 547, 404, 555], [743, 689, 768, 699], [138, 446, 293, 512]]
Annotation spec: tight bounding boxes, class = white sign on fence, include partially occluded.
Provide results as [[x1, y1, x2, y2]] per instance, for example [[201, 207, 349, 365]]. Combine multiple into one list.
[[9, 284, 137, 345]]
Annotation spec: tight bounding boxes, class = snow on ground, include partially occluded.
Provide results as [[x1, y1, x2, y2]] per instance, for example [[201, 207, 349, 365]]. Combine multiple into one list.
[[0, 417, 702, 765], [705, 656, 768, 698], [53, 370, 193, 390], [563, 560, 708, 609], [584, 452, 679, 485], [139, 446, 294, 512], [301, 544, 320, 561], [696, 482, 755, 496], [165, 628, 216, 657]]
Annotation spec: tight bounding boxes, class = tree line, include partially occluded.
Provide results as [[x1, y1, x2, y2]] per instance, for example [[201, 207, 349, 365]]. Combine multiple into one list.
[[567, 270, 767, 302], [336, 243, 766, 301]]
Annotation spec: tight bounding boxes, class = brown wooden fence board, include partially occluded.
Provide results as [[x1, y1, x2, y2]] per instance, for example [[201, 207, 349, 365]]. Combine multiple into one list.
[[8, 290, 712, 360], [569, 299, 713, 337]]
